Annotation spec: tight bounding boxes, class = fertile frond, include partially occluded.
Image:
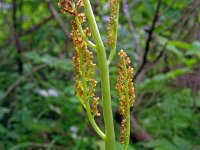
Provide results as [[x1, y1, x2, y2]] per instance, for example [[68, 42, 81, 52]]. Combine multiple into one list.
[[58, 0, 99, 117], [72, 22, 99, 116], [116, 50, 135, 144], [107, 0, 120, 46]]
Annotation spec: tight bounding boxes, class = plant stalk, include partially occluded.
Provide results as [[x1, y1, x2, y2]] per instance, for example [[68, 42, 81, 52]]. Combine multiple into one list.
[[78, 48, 105, 140], [108, 2, 120, 65], [82, 0, 116, 149], [123, 62, 130, 150]]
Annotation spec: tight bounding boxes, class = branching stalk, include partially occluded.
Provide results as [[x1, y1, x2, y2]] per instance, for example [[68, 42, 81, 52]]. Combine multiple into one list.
[[78, 49, 105, 139], [82, 0, 116, 149], [58, 1, 135, 150], [74, 17, 96, 50]]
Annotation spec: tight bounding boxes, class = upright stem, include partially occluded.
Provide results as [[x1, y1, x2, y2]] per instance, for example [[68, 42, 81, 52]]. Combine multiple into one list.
[[82, 0, 116, 149]]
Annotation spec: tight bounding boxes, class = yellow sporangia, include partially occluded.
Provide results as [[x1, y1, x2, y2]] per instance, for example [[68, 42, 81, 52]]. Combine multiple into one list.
[[116, 50, 135, 144], [58, 0, 100, 117], [107, 0, 120, 46]]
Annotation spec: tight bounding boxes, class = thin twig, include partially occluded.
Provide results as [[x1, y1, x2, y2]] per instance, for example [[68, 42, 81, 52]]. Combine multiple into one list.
[[74, 17, 96, 50], [130, 115, 153, 142], [21, 15, 53, 35], [1, 15, 53, 48], [3, 64, 47, 99], [13, 0, 23, 74], [158, 0, 200, 36], [143, 0, 200, 73], [46, 0, 70, 37], [122, 0, 141, 55], [131, 0, 200, 81], [134, 0, 162, 81]]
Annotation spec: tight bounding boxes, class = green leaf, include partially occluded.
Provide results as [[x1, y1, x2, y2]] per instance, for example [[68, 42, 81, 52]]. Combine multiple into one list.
[[186, 41, 200, 57], [172, 116, 189, 128], [170, 41, 190, 50], [23, 52, 73, 71], [173, 136, 192, 150], [167, 43, 183, 57], [147, 139, 178, 150]]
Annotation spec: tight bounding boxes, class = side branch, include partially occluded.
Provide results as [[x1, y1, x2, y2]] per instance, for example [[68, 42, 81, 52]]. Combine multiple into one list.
[[82, 0, 105, 53], [74, 17, 96, 50], [2, 64, 47, 102], [107, 1, 120, 65], [85, 101, 106, 140], [0, 15, 53, 48]]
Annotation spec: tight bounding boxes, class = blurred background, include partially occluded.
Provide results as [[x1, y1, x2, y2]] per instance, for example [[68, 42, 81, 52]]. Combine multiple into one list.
[[0, 0, 200, 149]]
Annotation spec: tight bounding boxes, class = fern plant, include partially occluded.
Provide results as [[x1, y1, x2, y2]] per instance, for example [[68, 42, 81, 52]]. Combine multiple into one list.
[[58, 0, 135, 149]]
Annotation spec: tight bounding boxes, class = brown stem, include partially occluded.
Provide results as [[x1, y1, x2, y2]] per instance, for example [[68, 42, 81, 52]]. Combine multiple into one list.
[[130, 116, 153, 142], [13, 0, 23, 75], [3, 64, 47, 100], [45, 0, 70, 37], [21, 15, 53, 36], [134, 0, 162, 81], [122, 0, 141, 55], [1, 15, 53, 48]]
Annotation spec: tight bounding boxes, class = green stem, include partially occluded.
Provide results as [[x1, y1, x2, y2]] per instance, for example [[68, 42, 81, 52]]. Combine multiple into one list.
[[85, 101, 106, 140], [75, 17, 96, 50], [107, 2, 120, 65], [82, 0, 116, 149], [125, 108, 130, 150], [123, 63, 130, 150], [78, 48, 105, 140]]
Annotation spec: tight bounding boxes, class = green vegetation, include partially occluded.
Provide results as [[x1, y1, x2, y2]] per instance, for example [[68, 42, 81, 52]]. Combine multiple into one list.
[[0, 0, 200, 150]]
